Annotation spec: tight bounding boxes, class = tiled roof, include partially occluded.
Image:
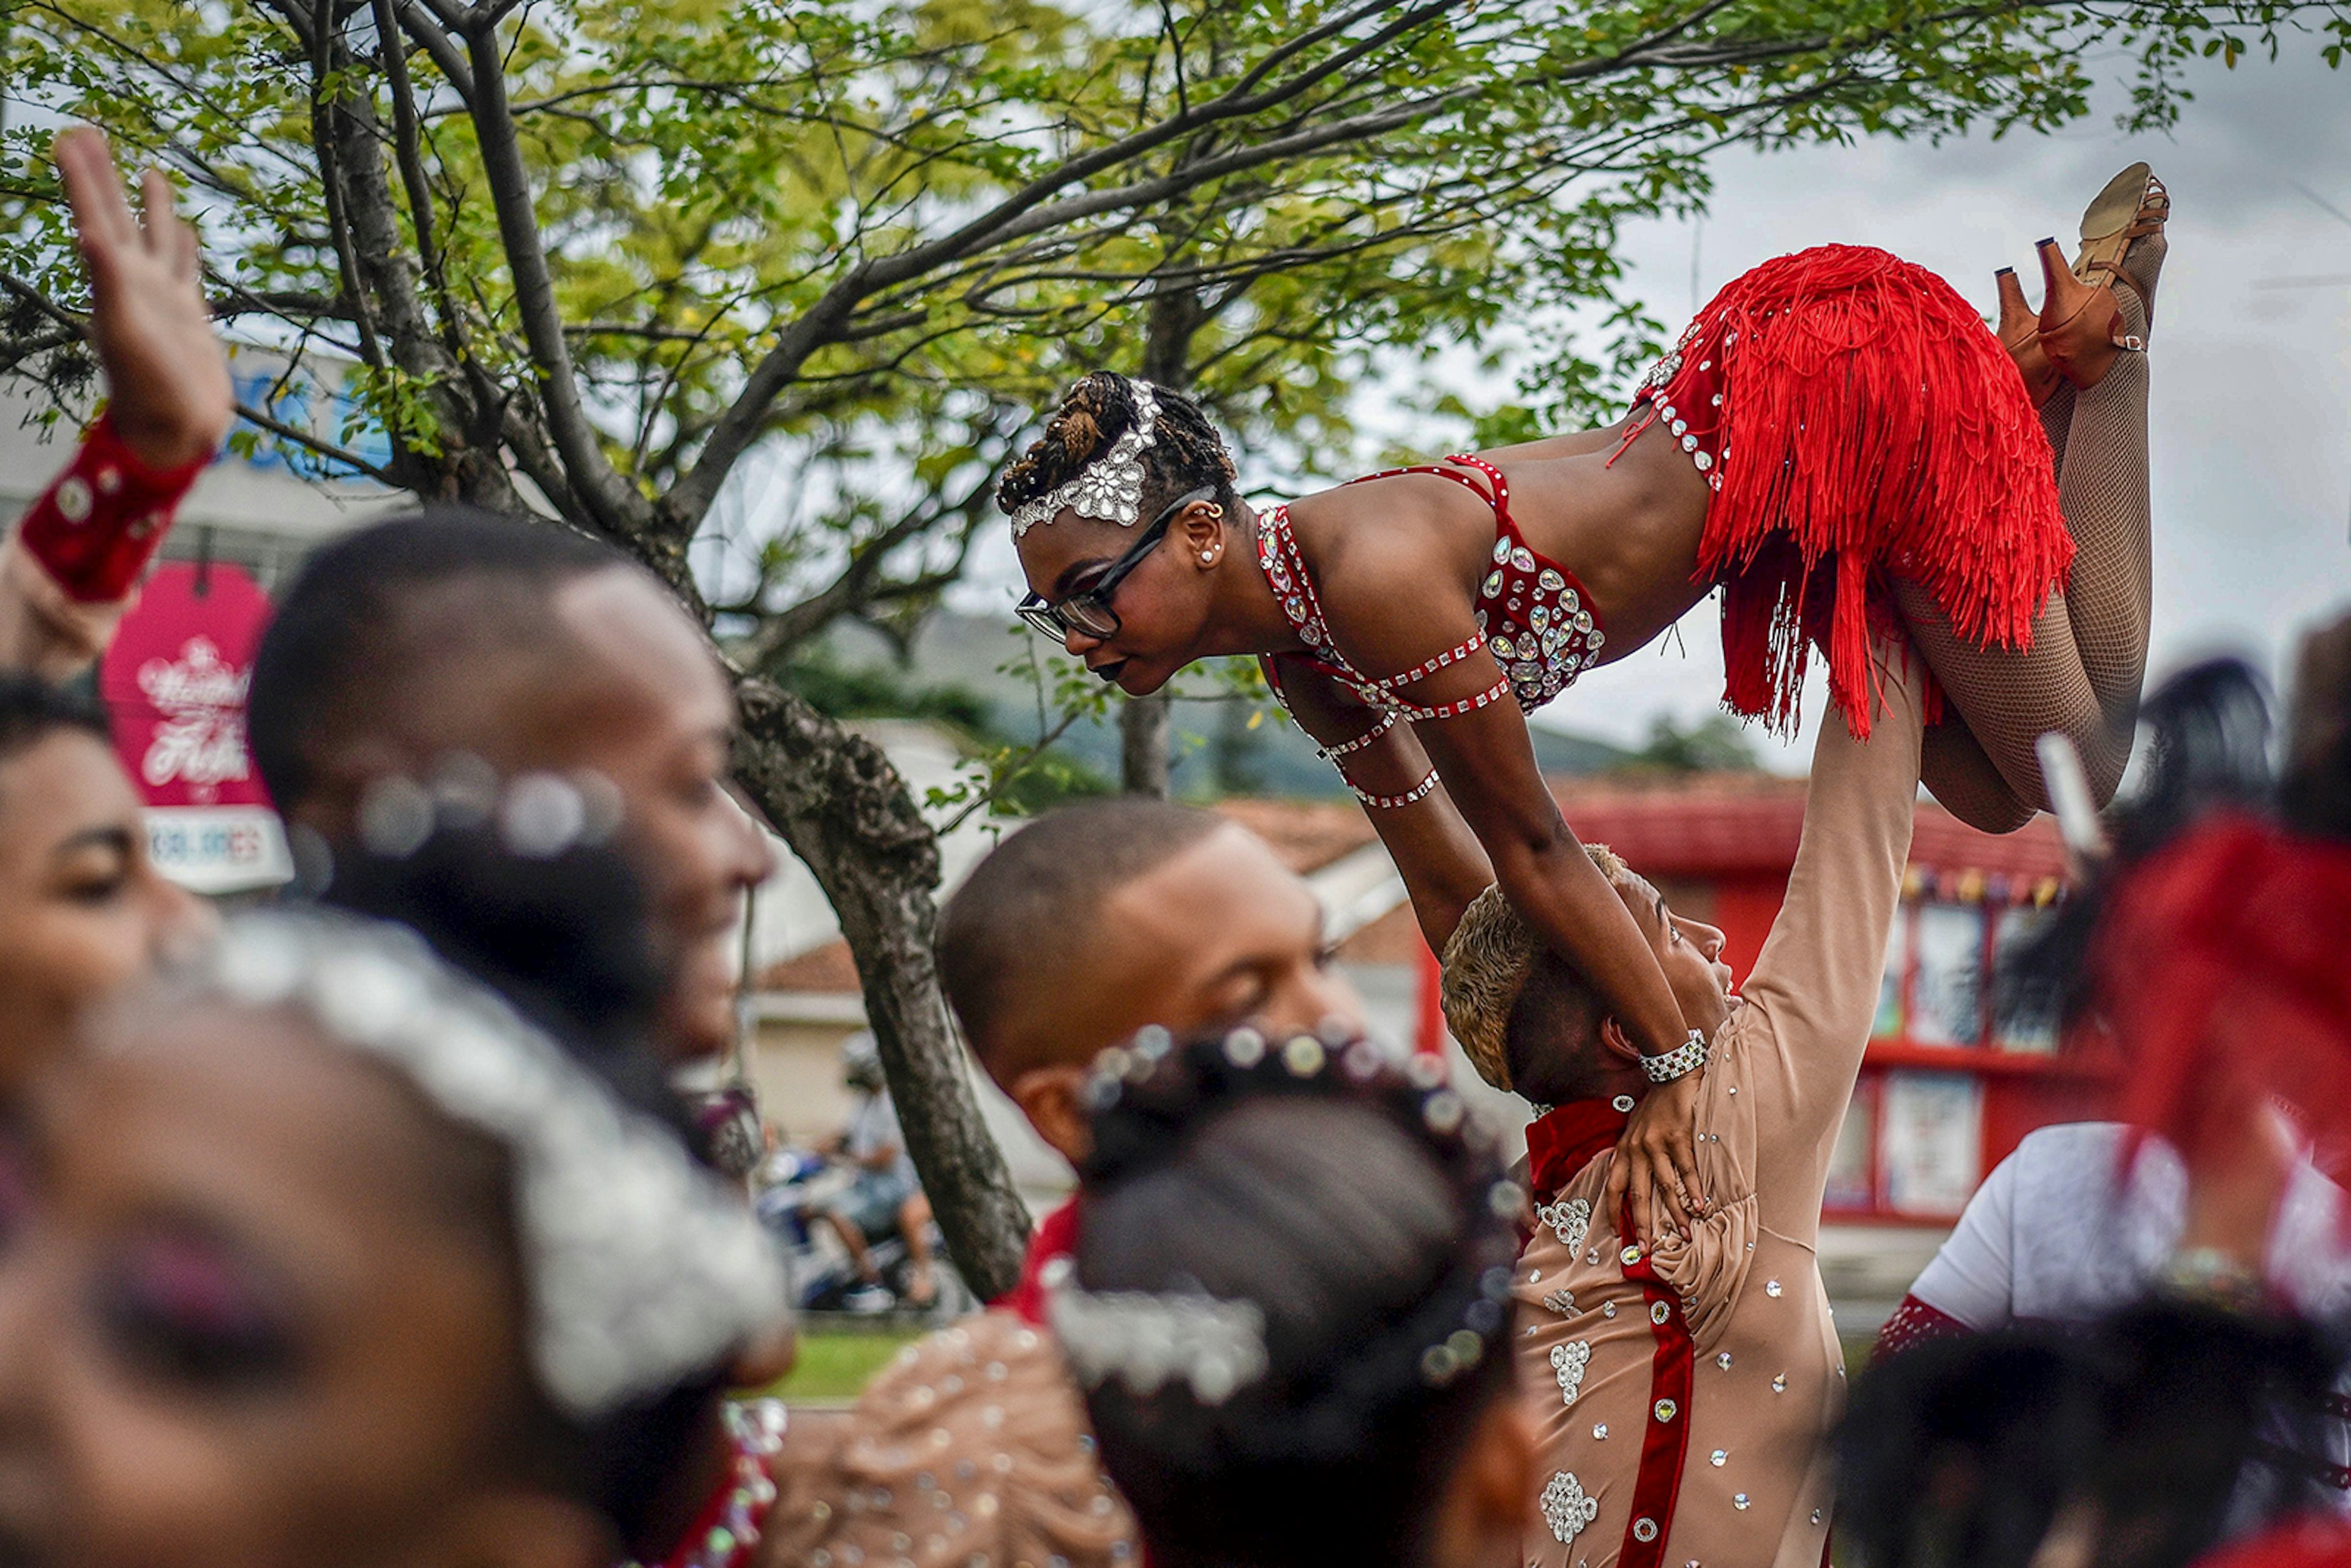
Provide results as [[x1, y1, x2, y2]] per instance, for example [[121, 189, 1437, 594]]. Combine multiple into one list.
[[1212, 797, 1379, 875], [754, 775, 2066, 996], [1551, 772, 2068, 880], [752, 937, 861, 995]]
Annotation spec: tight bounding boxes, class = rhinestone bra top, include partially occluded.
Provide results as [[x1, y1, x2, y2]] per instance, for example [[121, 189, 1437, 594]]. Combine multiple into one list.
[[1254, 454, 1607, 717]]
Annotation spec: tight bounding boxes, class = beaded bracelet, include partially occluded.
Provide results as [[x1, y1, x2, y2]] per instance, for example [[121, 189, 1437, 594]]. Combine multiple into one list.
[[1361, 675, 1516, 724], [1638, 1030, 1709, 1084], [1349, 768, 1439, 810], [1316, 711, 1398, 762]]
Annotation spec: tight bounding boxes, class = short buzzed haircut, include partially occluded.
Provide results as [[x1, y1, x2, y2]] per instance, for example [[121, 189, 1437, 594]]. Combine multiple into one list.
[[249, 506, 625, 815], [1439, 843, 1627, 1096], [0, 673, 108, 765], [938, 798, 1225, 1074]]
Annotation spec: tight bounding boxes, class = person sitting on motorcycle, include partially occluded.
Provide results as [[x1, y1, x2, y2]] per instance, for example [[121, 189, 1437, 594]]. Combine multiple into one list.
[[818, 1032, 937, 1310]]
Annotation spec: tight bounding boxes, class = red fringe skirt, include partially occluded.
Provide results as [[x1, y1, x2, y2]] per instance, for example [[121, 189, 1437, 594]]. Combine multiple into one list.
[[1627, 243, 2073, 739]]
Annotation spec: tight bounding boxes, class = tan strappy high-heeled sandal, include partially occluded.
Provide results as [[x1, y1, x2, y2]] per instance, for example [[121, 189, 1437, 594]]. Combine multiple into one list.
[[1996, 266, 2061, 408], [2037, 162, 2169, 390]]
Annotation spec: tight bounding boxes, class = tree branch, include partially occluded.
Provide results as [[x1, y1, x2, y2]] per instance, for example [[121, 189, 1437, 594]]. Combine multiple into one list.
[[301, 0, 389, 369], [233, 398, 397, 485], [934, 707, 1084, 836], [459, 14, 652, 544], [372, 0, 448, 307], [735, 447, 1004, 667], [391, 0, 476, 101]]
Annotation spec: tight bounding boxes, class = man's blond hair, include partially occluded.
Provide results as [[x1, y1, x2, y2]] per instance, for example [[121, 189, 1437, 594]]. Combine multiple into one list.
[[1438, 844, 1628, 1093]]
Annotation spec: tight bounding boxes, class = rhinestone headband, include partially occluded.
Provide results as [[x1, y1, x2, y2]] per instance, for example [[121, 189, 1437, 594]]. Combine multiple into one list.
[[1008, 380, 1163, 539], [195, 909, 789, 1419], [1045, 1255, 1270, 1406], [1077, 1024, 1526, 1410]]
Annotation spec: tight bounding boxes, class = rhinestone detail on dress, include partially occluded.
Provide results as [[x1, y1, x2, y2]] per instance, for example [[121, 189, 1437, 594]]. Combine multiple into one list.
[[1538, 1196, 1592, 1255], [1552, 1340, 1592, 1406], [1542, 1472, 1602, 1545], [1254, 456, 1603, 718]]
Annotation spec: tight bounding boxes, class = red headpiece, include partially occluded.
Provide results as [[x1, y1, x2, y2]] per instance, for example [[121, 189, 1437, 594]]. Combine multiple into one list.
[[2086, 813, 2351, 1179]]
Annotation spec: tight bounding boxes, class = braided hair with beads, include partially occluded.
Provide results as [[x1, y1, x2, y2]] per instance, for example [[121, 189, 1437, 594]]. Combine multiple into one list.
[[997, 372, 1242, 529]]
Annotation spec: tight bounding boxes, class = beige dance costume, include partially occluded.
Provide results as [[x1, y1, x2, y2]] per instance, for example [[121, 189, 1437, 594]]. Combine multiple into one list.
[[1512, 638, 1925, 1568]]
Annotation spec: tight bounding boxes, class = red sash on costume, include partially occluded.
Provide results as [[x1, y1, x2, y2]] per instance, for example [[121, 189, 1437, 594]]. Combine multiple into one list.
[[1525, 1097, 1698, 1568], [1525, 1098, 1629, 1198], [1616, 1227, 1697, 1568], [996, 1195, 1081, 1327]]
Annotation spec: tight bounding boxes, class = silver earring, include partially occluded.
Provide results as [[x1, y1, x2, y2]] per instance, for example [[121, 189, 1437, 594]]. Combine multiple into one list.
[[1200, 552, 1215, 564]]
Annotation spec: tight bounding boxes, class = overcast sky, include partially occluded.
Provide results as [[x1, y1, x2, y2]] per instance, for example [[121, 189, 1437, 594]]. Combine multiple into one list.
[[957, 44, 2351, 772]]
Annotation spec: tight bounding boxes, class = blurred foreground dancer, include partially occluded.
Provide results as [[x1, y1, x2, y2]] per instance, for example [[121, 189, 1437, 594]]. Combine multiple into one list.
[[247, 511, 776, 1067], [1063, 1023, 1532, 1568], [0, 675, 207, 1092], [1840, 617, 2351, 1568], [1870, 660, 2351, 1360], [1837, 812, 2351, 1568], [1, 127, 230, 677], [0, 834, 789, 1568], [1842, 1300, 2342, 1568], [1439, 636, 1926, 1567]]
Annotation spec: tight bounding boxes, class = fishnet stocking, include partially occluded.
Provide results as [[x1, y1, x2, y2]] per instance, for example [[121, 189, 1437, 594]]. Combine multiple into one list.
[[1910, 233, 2164, 830], [2038, 378, 2076, 479]]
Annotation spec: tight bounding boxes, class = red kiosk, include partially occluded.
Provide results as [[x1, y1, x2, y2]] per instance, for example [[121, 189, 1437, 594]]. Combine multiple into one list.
[[98, 561, 291, 895]]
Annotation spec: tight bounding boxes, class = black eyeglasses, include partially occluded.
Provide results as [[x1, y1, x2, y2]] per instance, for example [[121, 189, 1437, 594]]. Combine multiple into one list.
[[1016, 486, 1217, 643]]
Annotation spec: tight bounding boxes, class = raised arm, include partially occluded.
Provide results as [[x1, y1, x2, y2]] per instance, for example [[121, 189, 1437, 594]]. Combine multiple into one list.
[[0, 129, 228, 677], [1745, 637, 1925, 1213]]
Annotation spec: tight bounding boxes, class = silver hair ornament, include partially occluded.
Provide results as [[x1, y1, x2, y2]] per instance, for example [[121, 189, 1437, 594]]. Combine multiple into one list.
[[198, 909, 789, 1420], [1008, 381, 1162, 539], [358, 768, 624, 864], [1044, 1256, 1269, 1405], [498, 772, 591, 858]]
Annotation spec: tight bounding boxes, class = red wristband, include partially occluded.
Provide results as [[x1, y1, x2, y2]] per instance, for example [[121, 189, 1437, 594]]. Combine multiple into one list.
[[16, 411, 206, 603], [1870, 1293, 1968, 1364]]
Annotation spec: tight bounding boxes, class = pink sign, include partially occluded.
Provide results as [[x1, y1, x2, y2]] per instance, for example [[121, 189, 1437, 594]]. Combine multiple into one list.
[[100, 562, 273, 809]]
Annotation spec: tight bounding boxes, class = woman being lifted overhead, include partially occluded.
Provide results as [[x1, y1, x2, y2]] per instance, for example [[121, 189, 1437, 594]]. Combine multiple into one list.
[[1002, 164, 2165, 1237]]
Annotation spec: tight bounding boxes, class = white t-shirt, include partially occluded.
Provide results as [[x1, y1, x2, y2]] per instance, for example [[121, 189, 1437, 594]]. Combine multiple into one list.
[[1908, 1121, 2351, 1521], [1909, 1122, 2351, 1330], [845, 1090, 917, 1188]]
